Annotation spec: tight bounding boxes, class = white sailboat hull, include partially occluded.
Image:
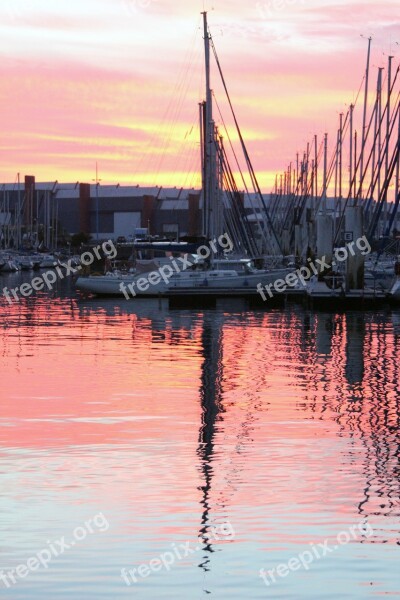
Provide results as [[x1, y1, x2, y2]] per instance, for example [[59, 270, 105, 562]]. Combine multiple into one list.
[[75, 268, 291, 297], [0, 260, 20, 273]]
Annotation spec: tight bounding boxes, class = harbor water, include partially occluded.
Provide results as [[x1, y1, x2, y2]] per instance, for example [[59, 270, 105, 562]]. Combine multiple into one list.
[[1, 273, 399, 599]]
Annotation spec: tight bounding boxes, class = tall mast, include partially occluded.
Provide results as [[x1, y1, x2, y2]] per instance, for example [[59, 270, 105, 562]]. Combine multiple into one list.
[[349, 104, 354, 199], [202, 11, 217, 241], [383, 55, 393, 228], [338, 112, 343, 219], [314, 135, 318, 197], [359, 36, 372, 198], [322, 132, 328, 214], [203, 12, 212, 134], [199, 101, 205, 236], [377, 67, 383, 199], [17, 172, 21, 248]]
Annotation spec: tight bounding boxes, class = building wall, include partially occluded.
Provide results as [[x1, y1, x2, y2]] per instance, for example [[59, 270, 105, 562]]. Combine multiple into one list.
[[55, 187, 203, 238]]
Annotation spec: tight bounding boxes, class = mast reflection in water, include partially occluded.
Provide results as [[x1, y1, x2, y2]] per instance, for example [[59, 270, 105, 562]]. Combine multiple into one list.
[[0, 288, 399, 598], [197, 317, 224, 573]]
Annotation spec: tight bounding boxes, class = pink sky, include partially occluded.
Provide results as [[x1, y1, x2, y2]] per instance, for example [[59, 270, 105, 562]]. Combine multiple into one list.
[[0, 0, 398, 190]]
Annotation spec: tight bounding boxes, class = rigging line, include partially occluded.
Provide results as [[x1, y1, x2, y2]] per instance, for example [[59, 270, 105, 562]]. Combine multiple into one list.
[[187, 153, 201, 189], [335, 77, 374, 194], [218, 143, 258, 255], [353, 73, 367, 111], [275, 109, 350, 235], [368, 102, 400, 239], [317, 130, 344, 205], [213, 103, 278, 256], [308, 136, 344, 236], [166, 108, 200, 187], [158, 19, 201, 120], [288, 140, 316, 218], [273, 76, 356, 234], [210, 35, 282, 254], [156, 49, 202, 180], [355, 69, 400, 202], [278, 73, 361, 232], [212, 92, 269, 250], [288, 155, 317, 248], [181, 138, 202, 189], [311, 142, 340, 230], [283, 140, 314, 234], [334, 69, 400, 243], [384, 171, 400, 238], [153, 48, 202, 184], [148, 21, 202, 184], [368, 99, 400, 233], [295, 131, 341, 247], [355, 87, 400, 208], [213, 93, 245, 183]]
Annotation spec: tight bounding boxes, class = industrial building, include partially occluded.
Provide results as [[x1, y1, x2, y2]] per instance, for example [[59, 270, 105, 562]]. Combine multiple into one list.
[[0, 177, 204, 242], [1, 176, 399, 252]]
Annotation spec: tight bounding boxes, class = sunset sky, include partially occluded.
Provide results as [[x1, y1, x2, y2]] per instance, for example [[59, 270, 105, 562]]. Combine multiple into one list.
[[0, 0, 398, 191]]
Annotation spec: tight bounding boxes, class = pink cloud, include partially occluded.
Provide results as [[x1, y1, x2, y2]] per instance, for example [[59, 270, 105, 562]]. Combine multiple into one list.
[[0, 1, 398, 189]]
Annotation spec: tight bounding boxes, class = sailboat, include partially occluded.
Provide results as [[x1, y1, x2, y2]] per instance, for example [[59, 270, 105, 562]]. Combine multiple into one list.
[[76, 13, 289, 298], [0, 253, 20, 272]]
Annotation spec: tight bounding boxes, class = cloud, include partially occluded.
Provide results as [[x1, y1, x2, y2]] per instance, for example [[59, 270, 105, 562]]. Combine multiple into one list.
[[0, 0, 398, 188]]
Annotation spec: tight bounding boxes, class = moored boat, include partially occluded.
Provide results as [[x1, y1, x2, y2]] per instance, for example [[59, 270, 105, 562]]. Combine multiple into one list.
[[0, 256, 20, 272], [76, 13, 284, 300]]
